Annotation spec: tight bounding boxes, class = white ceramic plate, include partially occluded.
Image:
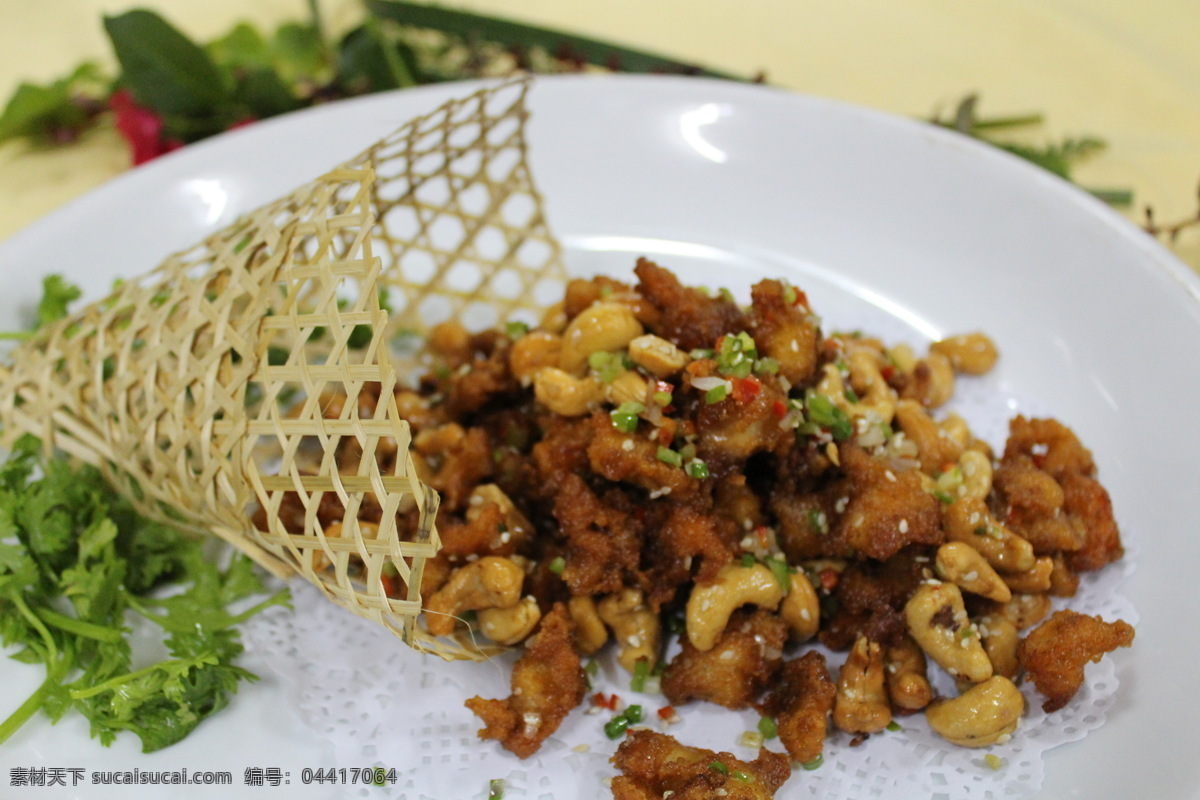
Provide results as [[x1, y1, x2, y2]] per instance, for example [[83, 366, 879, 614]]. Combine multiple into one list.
[[1, 75, 1197, 799]]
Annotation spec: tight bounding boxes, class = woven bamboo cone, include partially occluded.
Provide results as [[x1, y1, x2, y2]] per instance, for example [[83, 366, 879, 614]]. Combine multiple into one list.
[[0, 79, 566, 659]]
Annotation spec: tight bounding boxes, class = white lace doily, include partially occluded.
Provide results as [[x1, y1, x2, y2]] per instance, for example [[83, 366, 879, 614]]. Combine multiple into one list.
[[240, 305, 1139, 800]]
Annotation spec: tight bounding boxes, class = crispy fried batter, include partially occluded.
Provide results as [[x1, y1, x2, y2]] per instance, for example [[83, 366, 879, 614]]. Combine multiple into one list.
[[588, 412, 697, 499], [465, 604, 587, 757], [553, 474, 641, 597], [1060, 472, 1125, 572], [759, 651, 836, 764], [662, 609, 788, 709], [835, 445, 942, 561], [1003, 416, 1096, 479], [1018, 610, 1134, 713], [745, 278, 821, 386], [634, 258, 745, 352], [820, 550, 926, 650], [611, 729, 792, 800], [691, 358, 791, 468]]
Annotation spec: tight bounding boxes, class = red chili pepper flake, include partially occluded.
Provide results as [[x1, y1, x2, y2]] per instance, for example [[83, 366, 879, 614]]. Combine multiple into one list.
[[819, 568, 840, 592], [772, 399, 788, 419], [656, 705, 677, 721], [1032, 453, 1047, 469], [881, 364, 896, 381], [793, 289, 809, 309], [591, 692, 620, 711], [655, 380, 674, 394], [731, 376, 762, 403]]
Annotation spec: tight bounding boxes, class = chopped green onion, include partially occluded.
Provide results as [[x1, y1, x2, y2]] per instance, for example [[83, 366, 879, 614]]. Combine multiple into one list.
[[656, 447, 682, 467], [625, 704, 644, 724], [933, 490, 954, 505], [709, 761, 728, 775], [690, 348, 715, 360], [610, 402, 644, 433], [488, 778, 505, 799], [588, 351, 612, 369], [804, 391, 853, 441], [844, 386, 860, 403], [984, 753, 1004, 770], [740, 553, 756, 568], [685, 460, 710, 479], [679, 443, 697, 461], [732, 770, 752, 784], [718, 287, 736, 303], [886, 720, 902, 732], [599, 285, 614, 299], [765, 556, 792, 593], [715, 331, 759, 377], [548, 556, 566, 575], [504, 321, 529, 339], [604, 714, 630, 739], [738, 730, 764, 748], [806, 508, 829, 535], [705, 384, 728, 404], [757, 716, 778, 740], [783, 285, 798, 305], [585, 659, 599, 678], [754, 357, 780, 375], [652, 390, 673, 406], [800, 754, 824, 771], [631, 661, 649, 693]]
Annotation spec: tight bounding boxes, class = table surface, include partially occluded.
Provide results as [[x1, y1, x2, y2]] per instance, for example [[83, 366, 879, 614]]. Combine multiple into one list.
[[2, 0, 1198, 270]]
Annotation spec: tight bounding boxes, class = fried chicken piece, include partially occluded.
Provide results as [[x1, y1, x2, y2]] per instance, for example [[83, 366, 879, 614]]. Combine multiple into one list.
[[588, 413, 697, 499], [1060, 472, 1125, 572], [835, 444, 942, 561], [634, 258, 745, 352], [1018, 610, 1134, 713], [1003, 416, 1095, 480], [436, 503, 514, 558], [611, 729, 792, 800], [414, 424, 493, 513], [819, 549, 925, 650], [759, 651, 836, 764], [464, 604, 587, 758], [690, 358, 791, 468], [553, 474, 641, 596], [662, 610, 788, 710], [744, 278, 822, 386], [643, 503, 737, 605]]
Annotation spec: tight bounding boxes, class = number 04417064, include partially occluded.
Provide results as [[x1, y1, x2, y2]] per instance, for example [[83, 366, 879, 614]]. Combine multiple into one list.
[[299, 767, 397, 785]]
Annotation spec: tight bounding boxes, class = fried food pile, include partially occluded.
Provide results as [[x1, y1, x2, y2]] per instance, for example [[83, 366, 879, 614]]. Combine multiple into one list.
[[274, 259, 1134, 794]]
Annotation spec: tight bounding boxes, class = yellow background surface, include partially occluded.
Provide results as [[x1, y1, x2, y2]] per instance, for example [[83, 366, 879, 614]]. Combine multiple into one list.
[[1, 0, 1198, 268]]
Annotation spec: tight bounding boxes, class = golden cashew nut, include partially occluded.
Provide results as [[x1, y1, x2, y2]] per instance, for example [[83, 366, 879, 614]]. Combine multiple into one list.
[[895, 399, 964, 473], [478, 596, 542, 646], [846, 349, 898, 425], [938, 413, 972, 450], [912, 351, 956, 409], [425, 556, 524, 637], [628, 334, 689, 377], [508, 331, 562, 385], [885, 637, 933, 711], [533, 367, 603, 416], [467, 484, 534, 543], [685, 563, 785, 652], [567, 596, 609, 656], [993, 592, 1053, 630], [957, 450, 993, 500], [887, 343, 918, 374], [598, 589, 661, 673], [943, 498, 1036, 573], [779, 571, 820, 641], [904, 582, 993, 683], [540, 301, 568, 334], [978, 615, 1020, 679], [833, 636, 892, 734], [935, 542, 1012, 603], [925, 675, 1024, 747], [1000, 557, 1054, 594], [559, 302, 644, 374], [605, 370, 650, 408], [931, 333, 999, 376]]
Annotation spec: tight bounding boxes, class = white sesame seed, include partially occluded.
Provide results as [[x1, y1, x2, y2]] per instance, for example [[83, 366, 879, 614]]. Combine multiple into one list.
[[898, 519, 909, 533], [790, 339, 800, 352], [885, 470, 897, 482], [963, 571, 978, 582], [622, 439, 635, 451], [627, 634, 642, 648], [800, 608, 811, 621], [719, 650, 736, 661], [573, 744, 591, 753]]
